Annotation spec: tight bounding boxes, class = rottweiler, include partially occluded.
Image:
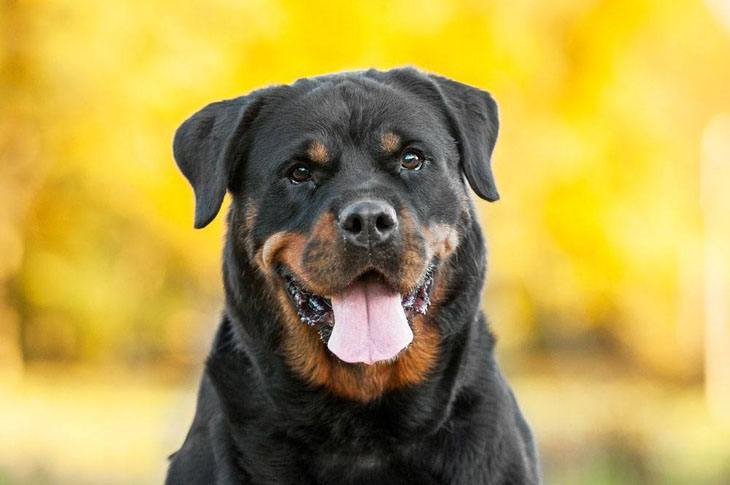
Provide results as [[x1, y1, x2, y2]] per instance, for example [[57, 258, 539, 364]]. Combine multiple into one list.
[[165, 67, 540, 484]]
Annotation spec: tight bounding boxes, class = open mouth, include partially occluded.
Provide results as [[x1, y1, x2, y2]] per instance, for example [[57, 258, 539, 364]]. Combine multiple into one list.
[[278, 264, 436, 364]]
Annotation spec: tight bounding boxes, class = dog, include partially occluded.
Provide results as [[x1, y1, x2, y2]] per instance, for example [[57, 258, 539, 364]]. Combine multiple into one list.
[[165, 67, 540, 484]]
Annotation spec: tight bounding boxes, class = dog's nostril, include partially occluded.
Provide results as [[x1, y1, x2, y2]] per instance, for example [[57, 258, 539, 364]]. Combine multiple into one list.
[[375, 214, 394, 233], [344, 214, 363, 235]]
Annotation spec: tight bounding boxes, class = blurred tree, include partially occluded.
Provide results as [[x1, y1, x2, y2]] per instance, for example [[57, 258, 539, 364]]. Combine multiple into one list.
[[0, 0, 728, 382]]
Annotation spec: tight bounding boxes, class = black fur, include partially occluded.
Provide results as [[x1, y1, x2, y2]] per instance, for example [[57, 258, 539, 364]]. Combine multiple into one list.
[[166, 68, 540, 484]]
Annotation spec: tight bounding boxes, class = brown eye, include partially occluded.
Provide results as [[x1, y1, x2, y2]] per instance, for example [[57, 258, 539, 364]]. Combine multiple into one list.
[[288, 164, 312, 184], [400, 149, 425, 171]]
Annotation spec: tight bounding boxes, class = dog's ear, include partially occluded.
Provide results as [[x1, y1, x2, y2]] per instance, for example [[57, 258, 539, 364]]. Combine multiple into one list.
[[428, 74, 500, 202], [387, 68, 500, 201], [173, 93, 266, 228]]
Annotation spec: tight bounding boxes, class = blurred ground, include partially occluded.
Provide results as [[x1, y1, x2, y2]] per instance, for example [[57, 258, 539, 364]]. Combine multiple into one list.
[[1, 366, 729, 485]]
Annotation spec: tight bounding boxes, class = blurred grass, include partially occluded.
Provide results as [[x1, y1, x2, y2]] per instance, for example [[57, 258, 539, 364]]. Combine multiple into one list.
[[0, 367, 729, 484], [0, 366, 197, 485]]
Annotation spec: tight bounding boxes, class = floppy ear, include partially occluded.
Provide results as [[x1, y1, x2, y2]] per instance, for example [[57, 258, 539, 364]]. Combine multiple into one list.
[[387, 68, 500, 201], [173, 94, 264, 228], [428, 74, 500, 201]]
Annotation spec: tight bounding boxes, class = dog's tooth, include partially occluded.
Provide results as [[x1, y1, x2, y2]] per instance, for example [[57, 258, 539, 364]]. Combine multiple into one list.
[[308, 295, 329, 313], [317, 324, 333, 343]]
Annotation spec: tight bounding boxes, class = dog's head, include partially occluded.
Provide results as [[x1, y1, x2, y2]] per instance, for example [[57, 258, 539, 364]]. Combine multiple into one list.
[[174, 68, 499, 401]]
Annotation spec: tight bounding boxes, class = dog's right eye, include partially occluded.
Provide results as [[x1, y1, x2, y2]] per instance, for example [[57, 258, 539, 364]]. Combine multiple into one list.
[[400, 148, 425, 171], [288, 164, 312, 184]]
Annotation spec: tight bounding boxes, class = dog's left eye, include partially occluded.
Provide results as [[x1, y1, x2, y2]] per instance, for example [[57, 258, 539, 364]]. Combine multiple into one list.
[[400, 149, 425, 171], [288, 164, 312, 184]]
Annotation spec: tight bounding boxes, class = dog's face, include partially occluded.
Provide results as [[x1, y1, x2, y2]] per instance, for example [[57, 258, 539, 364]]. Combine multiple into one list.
[[174, 68, 499, 401]]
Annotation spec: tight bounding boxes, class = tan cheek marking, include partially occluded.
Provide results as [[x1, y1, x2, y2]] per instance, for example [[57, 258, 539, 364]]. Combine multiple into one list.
[[244, 201, 257, 229], [307, 141, 329, 164], [309, 211, 337, 243], [256, 232, 307, 275], [241, 200, 258, 257], [391, 315, 440, 386], [398, 210, 429, 290], [276, 286, 334, 382], [427, 223, 460, 259], [381, 131, 401, 153], [297, 212, 345, 289]]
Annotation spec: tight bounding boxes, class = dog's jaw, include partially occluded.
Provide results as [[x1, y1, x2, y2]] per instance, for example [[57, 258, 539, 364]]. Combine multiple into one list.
[[278, 263, 436, 351]]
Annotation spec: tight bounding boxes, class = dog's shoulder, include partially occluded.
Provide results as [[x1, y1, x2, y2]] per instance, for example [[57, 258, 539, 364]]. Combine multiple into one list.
[[167, 320, 256, 484], [166, 374, 236, 484]]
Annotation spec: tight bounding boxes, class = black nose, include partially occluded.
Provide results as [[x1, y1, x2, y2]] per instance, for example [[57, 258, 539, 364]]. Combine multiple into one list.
[[338, 199, 398, 247]]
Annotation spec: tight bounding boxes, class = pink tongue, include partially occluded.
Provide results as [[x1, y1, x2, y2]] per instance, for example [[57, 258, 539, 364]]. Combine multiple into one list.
[[328, 278, 413, 365]]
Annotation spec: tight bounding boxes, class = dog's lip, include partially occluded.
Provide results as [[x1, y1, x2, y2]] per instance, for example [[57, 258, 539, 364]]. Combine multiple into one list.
[[276, 262, 437, 339], [276, 263, 435, 301]]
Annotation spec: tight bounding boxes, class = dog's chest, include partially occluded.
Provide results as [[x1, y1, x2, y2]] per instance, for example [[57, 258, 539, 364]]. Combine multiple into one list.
[[302, 440, 444, 484], [316, 450, 385, 474]]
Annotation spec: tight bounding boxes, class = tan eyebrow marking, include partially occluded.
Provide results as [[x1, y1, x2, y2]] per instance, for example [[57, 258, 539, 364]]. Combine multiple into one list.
[[306, 140, 329, 164], [381, 131, 401, 153]]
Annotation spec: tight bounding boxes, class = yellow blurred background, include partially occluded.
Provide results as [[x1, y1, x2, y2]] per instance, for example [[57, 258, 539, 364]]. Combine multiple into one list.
[[2, 0, 730, 483]]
